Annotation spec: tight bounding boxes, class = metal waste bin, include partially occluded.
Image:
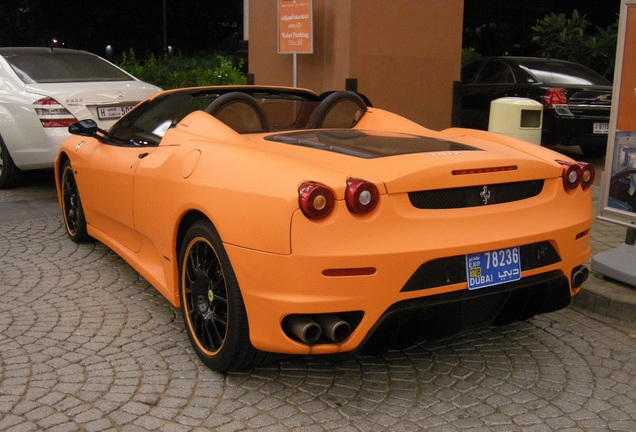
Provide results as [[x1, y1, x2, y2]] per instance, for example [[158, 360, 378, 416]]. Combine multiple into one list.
[[488, 97, 543, 145]]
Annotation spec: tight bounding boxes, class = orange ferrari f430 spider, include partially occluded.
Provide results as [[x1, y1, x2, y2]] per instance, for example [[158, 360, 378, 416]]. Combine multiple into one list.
[[55, 86, 594, 372]]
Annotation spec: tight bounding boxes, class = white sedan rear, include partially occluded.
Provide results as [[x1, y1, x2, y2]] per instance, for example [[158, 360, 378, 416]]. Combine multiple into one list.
[[0, 47, 161, 188]]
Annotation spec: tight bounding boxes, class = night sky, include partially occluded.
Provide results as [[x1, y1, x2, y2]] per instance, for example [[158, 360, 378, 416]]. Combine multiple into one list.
[[0, 0, 622, 60], [0, 0, 243, 58]]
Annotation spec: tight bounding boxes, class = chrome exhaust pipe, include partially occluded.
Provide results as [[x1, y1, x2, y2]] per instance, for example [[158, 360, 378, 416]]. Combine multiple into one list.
[[315, 315, 351, 343], [571, 265, 589, 288], [285, 315, 322, 345]]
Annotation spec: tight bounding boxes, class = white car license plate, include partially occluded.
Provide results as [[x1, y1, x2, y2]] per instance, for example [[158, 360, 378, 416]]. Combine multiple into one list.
[[466, 247, 521, 290], [97, 105, 135, 120], [593, 122, 609, 134]]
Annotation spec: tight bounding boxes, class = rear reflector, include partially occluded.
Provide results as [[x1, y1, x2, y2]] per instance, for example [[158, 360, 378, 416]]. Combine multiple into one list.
[[576, 229, 590, 240], [322, 268, 376, 277]]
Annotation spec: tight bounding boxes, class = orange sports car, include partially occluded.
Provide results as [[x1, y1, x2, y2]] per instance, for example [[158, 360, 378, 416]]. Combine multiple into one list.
[[55, 86, 594, 372]]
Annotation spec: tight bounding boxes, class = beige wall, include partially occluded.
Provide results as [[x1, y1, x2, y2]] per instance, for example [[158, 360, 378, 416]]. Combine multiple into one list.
[[248, 0, 463, 130]]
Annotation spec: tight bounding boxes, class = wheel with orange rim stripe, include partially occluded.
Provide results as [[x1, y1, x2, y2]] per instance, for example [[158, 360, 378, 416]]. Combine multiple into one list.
[[178, 219, 270, 372]]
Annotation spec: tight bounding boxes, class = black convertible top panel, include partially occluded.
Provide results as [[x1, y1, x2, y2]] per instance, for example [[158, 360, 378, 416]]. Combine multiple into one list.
[[265, 130, 479, 159]]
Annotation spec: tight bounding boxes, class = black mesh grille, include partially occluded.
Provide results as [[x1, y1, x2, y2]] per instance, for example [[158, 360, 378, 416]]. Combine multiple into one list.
[[401, 241, 561, 292], [408, 180, 544, 209]]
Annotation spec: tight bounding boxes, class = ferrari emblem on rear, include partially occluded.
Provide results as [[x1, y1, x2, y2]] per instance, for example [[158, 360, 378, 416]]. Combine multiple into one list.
[[480, 186, 491, 205]]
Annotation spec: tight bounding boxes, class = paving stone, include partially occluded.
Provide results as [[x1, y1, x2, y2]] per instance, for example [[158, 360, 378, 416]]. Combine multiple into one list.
[[1, 174, 636, 431]]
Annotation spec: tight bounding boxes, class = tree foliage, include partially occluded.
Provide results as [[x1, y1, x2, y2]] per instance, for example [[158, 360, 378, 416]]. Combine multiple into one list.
[[531, 10, 618, 78]]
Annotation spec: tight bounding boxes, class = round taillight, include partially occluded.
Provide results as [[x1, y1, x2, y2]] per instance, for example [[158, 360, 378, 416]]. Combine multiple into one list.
[[345, 178, 379, 214], [558, 161, 582, 191], [298, 182, 335, 219], [579, 162, 595, 189]]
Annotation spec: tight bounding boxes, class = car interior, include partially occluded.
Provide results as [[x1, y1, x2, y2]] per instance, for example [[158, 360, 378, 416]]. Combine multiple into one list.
[[104, 89, 371, 147]]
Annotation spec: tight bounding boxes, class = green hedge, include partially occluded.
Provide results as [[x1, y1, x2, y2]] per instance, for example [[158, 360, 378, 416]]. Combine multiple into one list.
[[118, 50, 247, 89]]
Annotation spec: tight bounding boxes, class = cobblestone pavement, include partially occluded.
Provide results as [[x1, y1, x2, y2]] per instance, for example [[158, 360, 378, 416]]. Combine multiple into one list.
[[0, 171, 635, 431]]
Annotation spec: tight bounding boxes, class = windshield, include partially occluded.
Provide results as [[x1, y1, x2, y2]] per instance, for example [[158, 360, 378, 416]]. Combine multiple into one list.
[[2, 49, 134, 84]]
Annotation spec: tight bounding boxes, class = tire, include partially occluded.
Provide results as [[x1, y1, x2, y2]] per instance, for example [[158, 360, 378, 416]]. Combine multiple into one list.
[[60, 160, 90, 242], [178, 220, 274, 372], [0, 138, 24, 189]]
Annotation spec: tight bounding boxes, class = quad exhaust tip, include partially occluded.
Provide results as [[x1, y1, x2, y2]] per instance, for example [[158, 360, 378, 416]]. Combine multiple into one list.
[[284, 314, 352, 345]]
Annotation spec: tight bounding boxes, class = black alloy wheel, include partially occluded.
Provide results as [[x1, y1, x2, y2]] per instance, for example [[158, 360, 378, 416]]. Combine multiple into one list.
[[61, 160, 90, 242], [178, 220, 273, 372]]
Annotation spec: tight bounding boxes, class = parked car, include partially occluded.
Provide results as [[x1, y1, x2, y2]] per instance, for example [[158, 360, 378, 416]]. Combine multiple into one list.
[[0, 47, 161, 188], [56, 86, 594, 372], [460, 56, 612, 157]]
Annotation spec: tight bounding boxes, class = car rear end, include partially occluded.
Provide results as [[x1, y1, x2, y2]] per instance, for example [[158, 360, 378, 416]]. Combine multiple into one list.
[[226, 127, 594, 355], [522, 58, 613, 156], [0, 48, 160, 170], [540, 86, 612, 155]]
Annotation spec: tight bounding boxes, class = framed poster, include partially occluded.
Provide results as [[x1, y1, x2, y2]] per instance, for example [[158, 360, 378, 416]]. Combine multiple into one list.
[[598, 0, 636, 228]]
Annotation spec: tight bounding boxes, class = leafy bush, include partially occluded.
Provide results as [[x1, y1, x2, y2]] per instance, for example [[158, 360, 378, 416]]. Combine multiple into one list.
[[462, 47, 482, 67], [118, 50, 247, 89], [531, 10, 618, 79]]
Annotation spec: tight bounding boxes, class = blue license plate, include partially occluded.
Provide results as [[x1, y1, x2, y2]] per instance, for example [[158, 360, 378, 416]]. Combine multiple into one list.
[[466, 247, 521, 290]]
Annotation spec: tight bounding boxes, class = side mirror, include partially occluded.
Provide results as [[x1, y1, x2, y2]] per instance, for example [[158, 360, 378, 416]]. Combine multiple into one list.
[[68, 119, 107, 138]]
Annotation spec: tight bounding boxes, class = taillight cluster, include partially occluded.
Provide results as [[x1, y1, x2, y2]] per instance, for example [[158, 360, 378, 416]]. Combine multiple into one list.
[[34, 97, 77, 128], [541, 88, 568, 108], [557, 161, 595, 191], [299, 178, 380, 219]]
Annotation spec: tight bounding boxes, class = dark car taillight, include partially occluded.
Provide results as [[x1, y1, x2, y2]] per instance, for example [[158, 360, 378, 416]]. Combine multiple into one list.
[[345, 178, 379, 214], [541, 88, 568, 108], [557, 161, 595, 191], [34, 97, 77, 128], [299, 182, 335, 219], [579, 162, 596, 189]]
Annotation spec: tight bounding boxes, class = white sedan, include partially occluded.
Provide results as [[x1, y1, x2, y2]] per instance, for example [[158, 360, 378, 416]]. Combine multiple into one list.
[[0, 47, 161, 188]]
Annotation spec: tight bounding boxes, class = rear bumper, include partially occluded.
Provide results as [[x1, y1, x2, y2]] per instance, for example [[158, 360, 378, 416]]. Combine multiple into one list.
[[361, 270, 571, 352], [229, 243, 588, 355], [542, 112, 609, 146]]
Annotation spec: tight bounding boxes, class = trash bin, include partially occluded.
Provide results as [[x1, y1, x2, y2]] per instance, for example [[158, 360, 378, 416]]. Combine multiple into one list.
[[488, 97, 543, 145]]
